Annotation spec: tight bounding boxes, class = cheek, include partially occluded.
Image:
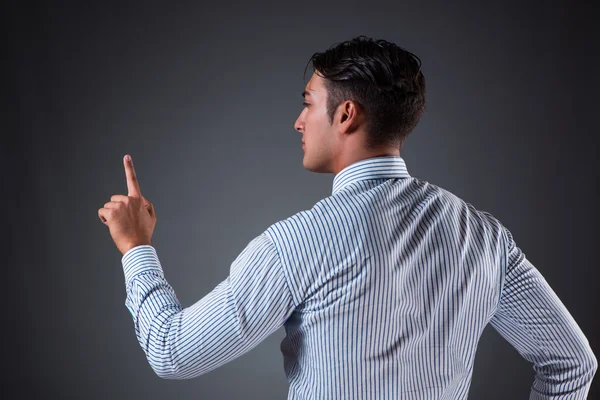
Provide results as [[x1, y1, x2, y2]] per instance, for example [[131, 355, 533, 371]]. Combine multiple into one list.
[[306, 112, 325, 131]]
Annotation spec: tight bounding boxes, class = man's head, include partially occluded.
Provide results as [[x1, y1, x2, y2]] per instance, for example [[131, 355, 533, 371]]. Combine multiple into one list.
[[294, 35, 426, 174]]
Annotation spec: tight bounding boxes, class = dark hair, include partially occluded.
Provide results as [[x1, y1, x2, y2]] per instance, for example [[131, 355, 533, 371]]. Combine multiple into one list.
[[304, 35, 426, 150]]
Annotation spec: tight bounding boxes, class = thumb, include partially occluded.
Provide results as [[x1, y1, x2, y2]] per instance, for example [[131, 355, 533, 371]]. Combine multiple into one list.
[[142, 196, 154, 217]]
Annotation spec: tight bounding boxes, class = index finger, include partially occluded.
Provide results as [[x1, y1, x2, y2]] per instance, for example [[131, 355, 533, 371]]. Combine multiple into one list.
[[124, 154, 142, 197]]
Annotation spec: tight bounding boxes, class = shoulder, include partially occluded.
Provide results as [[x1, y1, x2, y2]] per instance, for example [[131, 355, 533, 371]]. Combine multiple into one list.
[[423, 180, 506, 242], [263, 192, 353, 239], [263, 206, 321, 244]]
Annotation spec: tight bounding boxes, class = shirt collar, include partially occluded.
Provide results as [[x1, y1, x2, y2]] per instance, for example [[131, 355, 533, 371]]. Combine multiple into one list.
[[332, 155, 411, 195]]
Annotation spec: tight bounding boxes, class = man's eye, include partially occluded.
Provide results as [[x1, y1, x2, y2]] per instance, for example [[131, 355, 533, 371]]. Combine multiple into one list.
[[302, 102, 310, 107]]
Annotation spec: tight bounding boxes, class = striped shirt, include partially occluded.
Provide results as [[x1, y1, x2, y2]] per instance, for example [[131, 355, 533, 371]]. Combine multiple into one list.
[[121, 155, 597, 399]]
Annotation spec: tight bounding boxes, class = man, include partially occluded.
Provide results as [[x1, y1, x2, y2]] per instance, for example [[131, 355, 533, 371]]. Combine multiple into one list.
[[98, 36, 597, 399]]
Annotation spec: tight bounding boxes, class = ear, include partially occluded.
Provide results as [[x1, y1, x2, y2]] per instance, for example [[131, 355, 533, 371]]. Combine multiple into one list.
[[337, 100, 362, 134]]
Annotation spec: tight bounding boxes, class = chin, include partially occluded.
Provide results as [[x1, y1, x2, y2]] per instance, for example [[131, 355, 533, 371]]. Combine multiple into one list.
[[301, 156, 314, 172], [302, 156, 328, 173]]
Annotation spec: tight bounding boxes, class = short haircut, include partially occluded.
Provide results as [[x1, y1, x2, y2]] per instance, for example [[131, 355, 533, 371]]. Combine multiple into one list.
[[305, 35, 426, 150]]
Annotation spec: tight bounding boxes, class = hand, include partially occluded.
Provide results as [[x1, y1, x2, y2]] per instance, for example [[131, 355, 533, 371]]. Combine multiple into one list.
[[98, 155, 157, 255]]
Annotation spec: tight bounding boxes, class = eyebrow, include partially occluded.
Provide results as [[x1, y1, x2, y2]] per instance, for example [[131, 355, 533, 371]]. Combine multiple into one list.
[[301, 90, 314, 98]]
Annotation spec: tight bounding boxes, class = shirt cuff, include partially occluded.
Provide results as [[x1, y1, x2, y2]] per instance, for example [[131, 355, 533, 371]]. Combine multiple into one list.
[[121, 245, 164, 284]]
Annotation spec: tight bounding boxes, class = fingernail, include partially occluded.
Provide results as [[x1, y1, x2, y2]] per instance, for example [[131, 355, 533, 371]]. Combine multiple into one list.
[[125, 155, 131, 162]]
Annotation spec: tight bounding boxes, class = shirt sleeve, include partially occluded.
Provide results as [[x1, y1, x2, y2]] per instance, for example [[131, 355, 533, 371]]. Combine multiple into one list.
[[120, 232, 295, 379], [489, 226, 597, 399]]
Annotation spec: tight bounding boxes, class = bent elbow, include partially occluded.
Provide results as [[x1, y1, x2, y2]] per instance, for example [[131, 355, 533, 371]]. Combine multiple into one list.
[[567, 329, 598, 384], [147, 351, 181, 380], [152, 363, 209, 380], [568, 344, 598, 389], [152, 363, 181, 380], [155, 370, 178, 380], [582, 348, 598, 379]]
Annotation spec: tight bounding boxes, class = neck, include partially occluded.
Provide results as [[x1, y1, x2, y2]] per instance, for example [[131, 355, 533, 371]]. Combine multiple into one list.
[[332, 147, 401, 174]]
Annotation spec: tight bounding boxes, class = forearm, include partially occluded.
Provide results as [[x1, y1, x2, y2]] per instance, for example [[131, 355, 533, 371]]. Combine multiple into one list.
[[123, 245, 184, 378]]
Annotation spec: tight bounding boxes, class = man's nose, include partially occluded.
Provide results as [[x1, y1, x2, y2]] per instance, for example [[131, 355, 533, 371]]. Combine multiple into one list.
[[294, 116, 303, 133]]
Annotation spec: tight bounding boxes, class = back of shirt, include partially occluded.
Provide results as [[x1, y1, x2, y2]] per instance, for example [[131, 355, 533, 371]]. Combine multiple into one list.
[[265, 157, 596, 399], [121, 155, 595, 399]]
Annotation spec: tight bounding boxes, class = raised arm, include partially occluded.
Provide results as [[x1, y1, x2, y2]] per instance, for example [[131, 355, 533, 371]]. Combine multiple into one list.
[[489, 226, 597, 399], [121, 233, 295, 379]]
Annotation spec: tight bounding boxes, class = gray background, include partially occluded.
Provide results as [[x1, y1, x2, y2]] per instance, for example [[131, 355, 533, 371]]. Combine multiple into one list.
[[5, 1, 599, 399]]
